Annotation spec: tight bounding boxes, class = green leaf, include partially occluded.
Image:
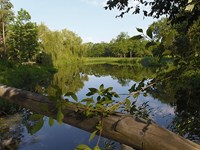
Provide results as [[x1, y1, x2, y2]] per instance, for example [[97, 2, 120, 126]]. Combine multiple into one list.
[[65, 92, 78, 102], [99, 84, 104, 91], [133, 93, 140, 99], [75, 144, 92, 150], [85, 110, 92, 117], [112, 92, 120, 98], [101, 100, 114, 105], [129, 84, 136, 93], [136, 28, 143, 33], [97, 96, 101, 101], [146, 27, 153, 39], [81, 98, 94, 103], [162, 50, 171, 56], [71, 94, 78, 102], [48, 117, 54, 127], [145, 41, 156, 48], [185, 0, 195, 11], [130, 35, 143, 40], [57, 109, 64, 125], [74, 108, 79, 112], [130, 105, 137, 115], [30, 120, 44, 135], [89, 130, 98, 142], [143, 93, 148, 97], [89, 88, 98, 93], [86, 92, 94, 96], [107, 87, 113, 92], [94, 146, 101, 150], [125, 98, 131, 110]]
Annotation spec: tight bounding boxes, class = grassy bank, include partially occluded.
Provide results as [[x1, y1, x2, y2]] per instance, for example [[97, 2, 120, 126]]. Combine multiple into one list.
[[84, 57, 172, 67], [84, 57, 141, 63]]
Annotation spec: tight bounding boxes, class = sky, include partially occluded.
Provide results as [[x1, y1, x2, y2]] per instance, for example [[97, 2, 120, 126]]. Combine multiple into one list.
[[11, 0, 155, 43]]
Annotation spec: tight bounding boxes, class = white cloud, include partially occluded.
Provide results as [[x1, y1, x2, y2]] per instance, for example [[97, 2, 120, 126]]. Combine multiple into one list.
[[80, 0, 107, 6]]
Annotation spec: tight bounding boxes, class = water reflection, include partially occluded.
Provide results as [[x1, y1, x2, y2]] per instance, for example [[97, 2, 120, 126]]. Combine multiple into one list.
[[1, 63, 200, 149], [20, 117, 118, 150]]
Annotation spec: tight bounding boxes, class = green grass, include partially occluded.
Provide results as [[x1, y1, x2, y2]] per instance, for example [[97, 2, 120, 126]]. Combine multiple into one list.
[[83, 57, 142, 65], [83, 57, 172, 67]]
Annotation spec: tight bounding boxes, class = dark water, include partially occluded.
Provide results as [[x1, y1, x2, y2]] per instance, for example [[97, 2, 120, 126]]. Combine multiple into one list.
[[1, 63, 200, 149]]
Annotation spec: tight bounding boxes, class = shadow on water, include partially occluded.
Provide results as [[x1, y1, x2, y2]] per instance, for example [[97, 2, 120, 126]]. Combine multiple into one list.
[[148, 71, 200, 142]]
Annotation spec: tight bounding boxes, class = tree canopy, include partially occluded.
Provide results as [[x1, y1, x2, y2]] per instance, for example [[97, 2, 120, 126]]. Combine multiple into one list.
[[105, 0, 200, 26]]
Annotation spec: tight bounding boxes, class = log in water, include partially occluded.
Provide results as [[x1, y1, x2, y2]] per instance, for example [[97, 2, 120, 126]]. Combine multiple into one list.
[[0, 85, 200, 150]]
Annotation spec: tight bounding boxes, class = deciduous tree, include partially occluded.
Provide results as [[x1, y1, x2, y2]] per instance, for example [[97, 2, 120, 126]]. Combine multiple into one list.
[[8, 9, 39, 62], [0, 0, 13, 59]]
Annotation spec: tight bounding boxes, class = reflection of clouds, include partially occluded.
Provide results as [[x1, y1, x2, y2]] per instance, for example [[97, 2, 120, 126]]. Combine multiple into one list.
[[152, 106, 175, 118], [136, 95, 175, 120], [20, 134, 44, 146]]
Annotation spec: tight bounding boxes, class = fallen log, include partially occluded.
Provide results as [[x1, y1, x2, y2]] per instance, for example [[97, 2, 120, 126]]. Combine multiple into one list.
[[0, 85, 200, 150]]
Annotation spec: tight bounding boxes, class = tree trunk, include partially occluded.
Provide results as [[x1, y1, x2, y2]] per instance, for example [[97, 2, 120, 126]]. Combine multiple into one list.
[[130, 51, 132, 58], [2, 13, 7, 59], [0, 85, 200, 150]]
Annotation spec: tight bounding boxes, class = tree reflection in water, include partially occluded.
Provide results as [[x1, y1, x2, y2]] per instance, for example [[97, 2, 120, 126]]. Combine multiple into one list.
[[1, 63, 200, 149]]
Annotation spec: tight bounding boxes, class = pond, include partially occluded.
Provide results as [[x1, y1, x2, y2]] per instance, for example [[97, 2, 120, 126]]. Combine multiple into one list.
[[1, 63, 200, 149]]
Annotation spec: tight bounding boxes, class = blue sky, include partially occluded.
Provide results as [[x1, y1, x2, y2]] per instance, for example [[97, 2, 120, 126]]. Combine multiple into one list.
[[11, 0, 155, 43]]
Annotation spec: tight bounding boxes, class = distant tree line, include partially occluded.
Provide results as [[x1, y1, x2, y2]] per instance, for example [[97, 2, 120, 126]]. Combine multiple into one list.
[[0, 0, 199, 70], [83, 32, 152, 58]]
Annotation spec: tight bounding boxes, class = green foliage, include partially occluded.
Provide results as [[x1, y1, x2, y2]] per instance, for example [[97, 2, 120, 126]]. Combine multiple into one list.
[[65, 92, 78, 102], [7, 9, 40, 62], [84, 32, 152, 58], [76, 144, 92, 150], [89, 130, 98, 142], [0, 0, 14, 59], [63, 84, 121, 118], [136, 28, 143, 33], [105, 0, 200, 27], [38, 24, 84, 67]]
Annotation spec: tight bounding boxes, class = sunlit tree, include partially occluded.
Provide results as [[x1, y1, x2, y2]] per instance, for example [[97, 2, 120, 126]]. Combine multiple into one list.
[[8, 9, 39, 62], [0, 0, 13, 59]]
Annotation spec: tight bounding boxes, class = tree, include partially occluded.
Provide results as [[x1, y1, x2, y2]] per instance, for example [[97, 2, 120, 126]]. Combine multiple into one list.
[[148, 18, 177, 57], [7, 9, 39, 62], [105, 0, 200, 26], [115, 32, 129, 57], [82, 42, 93, 57], [90, 43, 105, 57], [172, 17, 200, 70], [38, 24, 84, 66], [0, 0, 13, 59]]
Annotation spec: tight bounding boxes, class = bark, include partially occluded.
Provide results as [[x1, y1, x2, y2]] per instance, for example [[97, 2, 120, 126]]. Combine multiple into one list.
[[2, 14, 6, 59]]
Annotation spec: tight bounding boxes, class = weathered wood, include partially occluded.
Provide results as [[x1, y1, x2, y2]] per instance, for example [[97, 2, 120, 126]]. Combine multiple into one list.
[[0, 85, 200, 150]]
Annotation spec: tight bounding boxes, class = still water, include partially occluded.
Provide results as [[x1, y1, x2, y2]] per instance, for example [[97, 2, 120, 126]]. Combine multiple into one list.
[[2, 63, 199, 149]]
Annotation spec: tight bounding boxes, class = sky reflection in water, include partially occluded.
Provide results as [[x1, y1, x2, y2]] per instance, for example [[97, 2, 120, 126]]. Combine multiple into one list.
[[19, 66, 175, 150]]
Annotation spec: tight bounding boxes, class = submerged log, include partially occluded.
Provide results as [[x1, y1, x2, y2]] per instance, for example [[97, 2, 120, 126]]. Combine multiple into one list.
[[0, 85, 200, 150]]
